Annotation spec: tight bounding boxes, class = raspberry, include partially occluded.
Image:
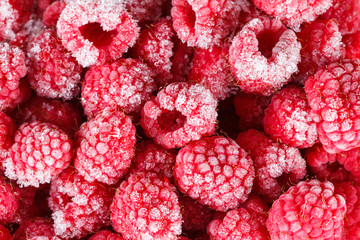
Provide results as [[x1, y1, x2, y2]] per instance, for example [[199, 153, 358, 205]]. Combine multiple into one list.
[[121, 0, 167, 23], [13, 217, 55, 240], [170, 37, 194, 83], [252, 0, 332, 31], [0, 42, 27, 111], [110, 171, 182, 239], [263, 85, 318, 148], [81, 58, 156, 118], [0, 225, 12, 240], [48, 168, 114, 239], [0, 112, 16, 158], [343, 31, 360, 60], [4, 121, 72, 187], [0, 177, 21, 224], [229, 17, 301, 96], [304, 59, 360, 154], [187, 42, 237, 100], [174, 136, 255, 211], [74, 107, 136, 185], [89, 230, 124, 240], [57, 0, 140, 67], [28, 237, 61, 240], [171, 0, 241, 49], [42, 1, 66, 27], [237, 0, 263, 29], [140, 82, 217, 149], [236, 129, 306, 202], [26, 29, 82, 100], [266, 179, 346, 240]]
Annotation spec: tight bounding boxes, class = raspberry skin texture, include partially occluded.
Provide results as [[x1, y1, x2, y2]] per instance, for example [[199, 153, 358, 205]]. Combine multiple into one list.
[[174, 136, 255, 211], [110, 171, 182, 240], [3, 121, 72, 187], [13, 217, 55, 240], [252, 0, 332, 31], [236, 129, 307, 202], [121, 0, 167, 23], [74, 107, 136, 185], [0, 177, 21, 224], [266, 179, 346, 240], [0, 225, 12, 240], [48, 168, 114, 239], [343, 31, 360, 60], [81, 58, 156, 118], [140, 82, 218, 149], [229, 17, 301, 96], [89, 230, 124, 240], [263, 85, 318, 148], [171, 0, 241, 49], [0, 111, 16, 155], [304, 59, 360, 154], [170, 37, 194, 83], [57, 0, 140, 67], [26, 29, 82, 100], [42, 1, 66, 27]]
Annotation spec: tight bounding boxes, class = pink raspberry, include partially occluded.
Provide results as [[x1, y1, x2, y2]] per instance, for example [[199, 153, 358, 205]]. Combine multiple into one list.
[[171, 0, 241, 49], [252, 0, 332, 31], [74, 107, 136, 185], [81, 58, 156, 118], [174, 136, 255, 211], [13, 217, 55, 240], [4, 121, 72, 187], [57, 0, 140, 67], [89, 230, 124, 240], [0, 177, 21, 224], [111, 171, 182, 239], [121, 0, 167, 23], [266, 180, 346, 240], [263, 85, 318, 148], [0, 42, 27, 111], [0, 225, 12, 240], [236, 129, 306, 202], [343, 31, 360, 60], [48, 168, 114, 239], [42, 1, 66, 27], [0, 112, 16, 159], [140, 82, 217, 149], [304, 59, 360, 154], [229, 17, 301, 96]]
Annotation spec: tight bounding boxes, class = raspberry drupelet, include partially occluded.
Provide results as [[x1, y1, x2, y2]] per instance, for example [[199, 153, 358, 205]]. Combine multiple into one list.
[[89, 230, 124, 240], [42, 1, 66, 27], [111, 171, 182, 240], [343, 31, 360, 60], [266, 179, 346, 240], [0, 111, 16, 160], [229, 16, 301, 96], [0, 225, 12, 240], [13, 217, 55, 240], [57, 0, 140, 67], [0, 177, 21, 225], [140, 82, 217, 149]]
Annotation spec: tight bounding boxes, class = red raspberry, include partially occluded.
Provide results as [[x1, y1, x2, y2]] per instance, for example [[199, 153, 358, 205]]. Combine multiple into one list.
[[263, 85, 318, 148], [236, 129, 306, 202], [229, 17, 301, 96], [252, 0, 332, 31], [343, 31, 360, 60], [171, 0, 241, 49], [266, 180, 346, 240], [48, 168, 114, 239], [122, 0, 167, 23], [140, 82, 217, 149], [110, 171, 182, 239], [15, 185, 42, 223], [187, 43, 237, 100], [0, 225, 12, 240], [174, 136, 255, 211], [237, 0, 263, 29], [0, 177, 21, 224], [304, 59, 360, 154], [170, 37, 194, 83], [89, 230, 124, 240], [28, 237, 61, 240], [57, 0, 140, 67], [0, 42, 27, 111], [74, 107, 136, 185], [3, 121, 72, 187], [81, 58, 156, 118], [0, 112, 16, 159], [13, 217, 55, 240], [42, 1, 66, 27]]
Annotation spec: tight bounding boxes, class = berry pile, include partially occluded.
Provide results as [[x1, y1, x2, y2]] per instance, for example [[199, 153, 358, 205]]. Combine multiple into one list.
[[0, 0, 360, 239]]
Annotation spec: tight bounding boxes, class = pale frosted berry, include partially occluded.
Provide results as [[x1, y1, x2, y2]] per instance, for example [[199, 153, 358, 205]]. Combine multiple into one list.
[[89, 230, 124, 240], [13, 217, 54, 240], [0, 177, 20, 224], [42, 1, 66, 27]]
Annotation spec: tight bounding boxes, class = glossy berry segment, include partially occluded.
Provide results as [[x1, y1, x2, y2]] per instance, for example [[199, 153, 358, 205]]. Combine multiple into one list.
[[4, 121, 72, 187], [174, 136, 255, 211], [0, 225, 12, 240], [229, 17, 301, 96], [89, 230, 124, 240], [304, 60, 360, 154], [140, 82, 217, 149], [0, 177, 20, 224], [121, 0, 167, 23], [57, 0, 140, 67], [343, 31, 360, 60], [111, 171, 182, 240], [0, 112, 16, 157], [266, 180, 346, 240], [74, 107, 136, 185], [13, 217, 55, 240], [42, 1, 66, 27]]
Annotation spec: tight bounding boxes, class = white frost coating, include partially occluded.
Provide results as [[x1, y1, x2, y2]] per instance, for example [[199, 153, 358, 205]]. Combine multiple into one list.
[[0, 0, 19, 40]]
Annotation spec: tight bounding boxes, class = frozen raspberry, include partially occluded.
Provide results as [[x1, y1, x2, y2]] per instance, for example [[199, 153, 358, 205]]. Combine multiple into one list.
[[343, 31, 360, 60], [304, 59, 360, 154], [48, 168, 114, 239], [0, 225, 12, 240], [57, 0, 140, 67], [263, 85, 318, 148], [0, 112, 16, 158], [0, 177, 20, 224], [74, 107, 136, 185], [266, 179, 346, 240], [121, 0, 167, 23], [0, 42, 27, 111], [13, 217, 54, 240], [170, 37, 194, 83], [4, 121, 72, 187], [89, 230, 124, 240], [36, 0, 55, 16], [81, 58, 156, 118], [171, 0, 241, 49], [111, 171, 182, 240], [174, 136, 255, 211], [237, 0, 263, 29], [253, 0, 332, 31], [140, 82, 217, 149], [229, 17, 301, 96], [132, 140, 177, 179], [236, 129, 306, 202], [42, 1, 66, 27], [188, 43, 237, 100]]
